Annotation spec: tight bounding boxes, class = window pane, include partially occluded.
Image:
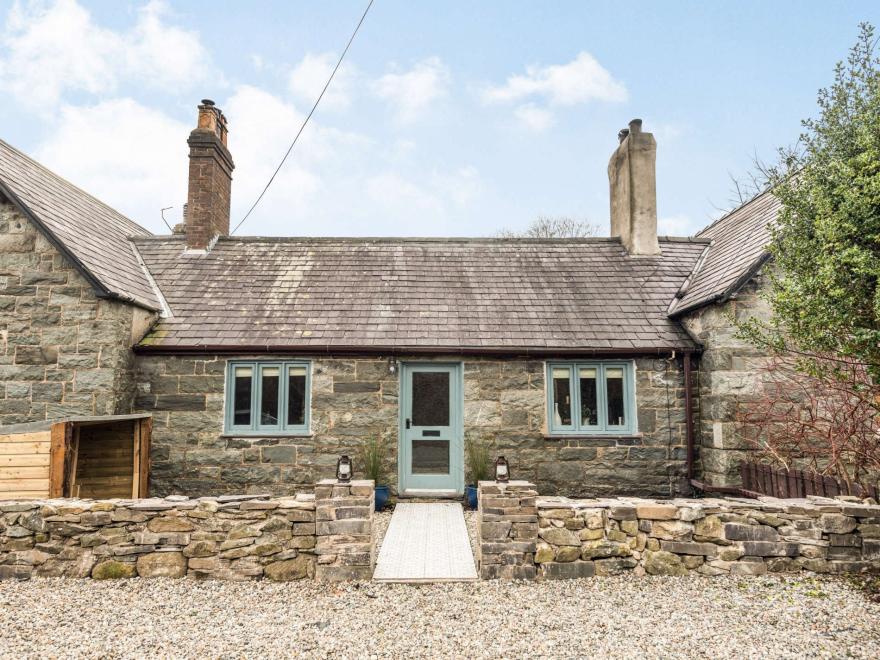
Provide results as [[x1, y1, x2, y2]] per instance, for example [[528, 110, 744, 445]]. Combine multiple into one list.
[[411, 440, 450, 474], [579, 367, 598, 426], [606, 367, 626, 427], [260, 367, 280, 426], [287, 366, 307, 427], [411, 372, 450, 426], [233, 366, 252, 426], [552, 367, 572, 426]]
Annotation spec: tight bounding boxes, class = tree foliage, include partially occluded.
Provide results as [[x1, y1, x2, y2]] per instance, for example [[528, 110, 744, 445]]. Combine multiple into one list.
[[740, 23, 880, 380], [497, 215, 599, 239]]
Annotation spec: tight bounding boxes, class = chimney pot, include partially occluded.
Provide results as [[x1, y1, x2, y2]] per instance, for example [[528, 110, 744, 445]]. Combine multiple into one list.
[[185, 100, 234, 250], [607, 118, 660, 255]]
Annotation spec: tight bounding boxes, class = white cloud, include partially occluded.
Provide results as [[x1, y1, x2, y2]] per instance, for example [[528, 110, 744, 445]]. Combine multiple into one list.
[[658, 213, 694, 236], [484, 52, 627, 106], [484, 52, 626, 130], [0, 0, 209, 108], [288, 52, 355, 111], [35, 98, 190, 230], [371, 57, 450, 122], [514, 103, 555, 131], [30, 80, 485, 236]]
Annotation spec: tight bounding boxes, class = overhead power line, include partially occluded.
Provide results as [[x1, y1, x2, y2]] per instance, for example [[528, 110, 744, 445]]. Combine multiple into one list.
[[232, 0, 375, 235]]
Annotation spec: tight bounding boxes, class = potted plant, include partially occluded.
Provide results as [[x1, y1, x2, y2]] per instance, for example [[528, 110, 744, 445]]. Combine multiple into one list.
[[465, 435, 490, 510], [358, 436, 390, 511]]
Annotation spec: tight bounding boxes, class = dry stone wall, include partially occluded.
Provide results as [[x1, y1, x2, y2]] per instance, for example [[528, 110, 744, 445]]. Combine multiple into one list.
[[0, 199, 151, 425], [135, 354, 692, 498], [0, 494, 318, 581], [534, 494, 880, 578]]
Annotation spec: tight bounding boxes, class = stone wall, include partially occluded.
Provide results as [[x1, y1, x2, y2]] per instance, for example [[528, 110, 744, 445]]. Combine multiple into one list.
[[315, 479, 374, 581], [477, 480, 538, 579], [0, 199, 152, 425], [134, 354, 692, 498], [0, 493, 317, 581], [681, 273, 773, 486], [534, 494, 880, 578], [134, 355, 399, 496]]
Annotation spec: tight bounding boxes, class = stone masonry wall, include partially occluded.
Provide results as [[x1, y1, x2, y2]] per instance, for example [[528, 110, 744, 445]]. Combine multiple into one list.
[[135, 354, 693, 498], [681, 273, 773, 486], [0, 199, 150, 425], [0, 493, 317, 581], [533, 494, 880, 579], [477, 480, 538, 579], [315, 479, 374, 581]]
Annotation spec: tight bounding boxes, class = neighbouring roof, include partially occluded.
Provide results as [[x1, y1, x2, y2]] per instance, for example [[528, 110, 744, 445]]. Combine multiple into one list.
[[132, 236, 709, 353], [0, 139, 160, 311], [669, 189, 780, 316]]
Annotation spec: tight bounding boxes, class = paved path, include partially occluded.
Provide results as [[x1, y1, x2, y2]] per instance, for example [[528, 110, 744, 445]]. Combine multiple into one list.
[[373, 503, 477, 582]]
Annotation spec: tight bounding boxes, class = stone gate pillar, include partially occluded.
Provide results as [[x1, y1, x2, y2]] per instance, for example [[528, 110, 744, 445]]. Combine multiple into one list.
[[314, 479, 375, 581], [477, 480, 539, 579]]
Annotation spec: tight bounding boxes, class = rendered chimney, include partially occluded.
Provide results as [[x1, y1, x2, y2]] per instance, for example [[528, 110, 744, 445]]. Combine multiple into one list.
[[185, 99, 234, 250], [607, 118, 660, 255]]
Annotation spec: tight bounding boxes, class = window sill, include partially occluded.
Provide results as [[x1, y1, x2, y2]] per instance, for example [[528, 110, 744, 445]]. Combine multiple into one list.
[[219, 432, 314, 439], [544, 433, 643, 441]]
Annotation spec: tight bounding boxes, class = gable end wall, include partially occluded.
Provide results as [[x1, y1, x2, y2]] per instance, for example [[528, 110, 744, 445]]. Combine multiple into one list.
[[680, 273, 773, 486], [0, 198, 155, 424]]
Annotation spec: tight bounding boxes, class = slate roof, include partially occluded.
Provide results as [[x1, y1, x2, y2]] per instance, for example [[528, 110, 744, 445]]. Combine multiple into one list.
[[669, 189, 779, 316], [0, 139, 159, 311], [132, 236, 709, 353]]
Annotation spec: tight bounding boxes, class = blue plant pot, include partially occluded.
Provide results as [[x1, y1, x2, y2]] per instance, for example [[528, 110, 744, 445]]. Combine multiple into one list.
[[375, 485, 390, 512], [465, 485, 478, 510]]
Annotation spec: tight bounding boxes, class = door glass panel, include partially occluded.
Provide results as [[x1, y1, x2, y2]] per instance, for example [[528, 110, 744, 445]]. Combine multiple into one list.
[[411, 440, 450, 474], [260, 367, 280, 426], [411, 371, 450, 426], [233, 366, 252, 426], [579, 367, 598, 426], [552, 367, 572, 426], [606, 367, 626, 427], [287, 366, 307, 426]]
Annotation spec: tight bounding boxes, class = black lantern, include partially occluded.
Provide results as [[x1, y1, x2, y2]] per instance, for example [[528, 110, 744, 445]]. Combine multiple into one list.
[[336, 455, 353, 483], [494, 456, 510, 483]]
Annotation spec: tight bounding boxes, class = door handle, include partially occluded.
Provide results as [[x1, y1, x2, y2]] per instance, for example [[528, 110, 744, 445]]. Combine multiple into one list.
[[405, 418, 411, 429]]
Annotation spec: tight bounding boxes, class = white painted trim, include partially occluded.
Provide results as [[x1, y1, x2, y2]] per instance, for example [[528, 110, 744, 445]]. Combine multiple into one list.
[[129, 241, 172, 318]]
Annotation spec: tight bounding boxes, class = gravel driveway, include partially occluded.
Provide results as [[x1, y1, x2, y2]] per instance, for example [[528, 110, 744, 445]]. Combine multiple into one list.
[[1, 574, 878, 658]]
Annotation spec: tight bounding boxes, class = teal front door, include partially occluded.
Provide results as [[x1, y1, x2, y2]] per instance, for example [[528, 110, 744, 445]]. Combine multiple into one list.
[[399, 363, 464, 495]]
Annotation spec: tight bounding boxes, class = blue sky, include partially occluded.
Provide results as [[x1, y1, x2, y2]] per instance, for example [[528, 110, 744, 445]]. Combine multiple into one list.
[[1, 1, 877, 237]]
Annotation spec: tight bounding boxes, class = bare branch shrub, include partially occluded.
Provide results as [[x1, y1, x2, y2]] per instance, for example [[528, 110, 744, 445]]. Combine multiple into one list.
[[735, 354, 880, 490], [497, 215, 599, 238]]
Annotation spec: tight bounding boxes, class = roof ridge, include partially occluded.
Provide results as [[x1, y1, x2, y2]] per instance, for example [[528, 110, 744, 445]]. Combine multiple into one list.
[[0, 138, 152, 238], [132, 235, 711, 245]]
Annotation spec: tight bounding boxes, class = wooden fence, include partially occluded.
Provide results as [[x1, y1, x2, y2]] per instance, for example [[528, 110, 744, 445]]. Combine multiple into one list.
[[740, 461, 879, 501]]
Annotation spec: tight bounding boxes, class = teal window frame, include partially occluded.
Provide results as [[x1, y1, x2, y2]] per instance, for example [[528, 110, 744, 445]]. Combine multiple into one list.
[[224, 360, 311, 435], [546, 361, 636, 435]]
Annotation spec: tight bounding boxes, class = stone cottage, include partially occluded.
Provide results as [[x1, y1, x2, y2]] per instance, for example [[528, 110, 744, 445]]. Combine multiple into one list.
[[0, 103, 779, 499]]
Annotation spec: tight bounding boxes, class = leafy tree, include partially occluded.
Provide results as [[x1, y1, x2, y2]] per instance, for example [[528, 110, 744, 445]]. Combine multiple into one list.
[[740, 23, 880, 381], [497, 215, 599, 238]]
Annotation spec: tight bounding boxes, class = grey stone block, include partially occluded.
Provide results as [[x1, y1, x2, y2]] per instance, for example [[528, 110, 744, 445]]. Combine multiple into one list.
[[540, 561, 595, 580], [723, 523, 778, 542]]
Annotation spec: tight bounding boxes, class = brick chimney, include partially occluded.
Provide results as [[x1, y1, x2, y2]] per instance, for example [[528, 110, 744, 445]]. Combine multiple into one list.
[[607, 118, 660, 255], [185, 99, 234, 250]]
